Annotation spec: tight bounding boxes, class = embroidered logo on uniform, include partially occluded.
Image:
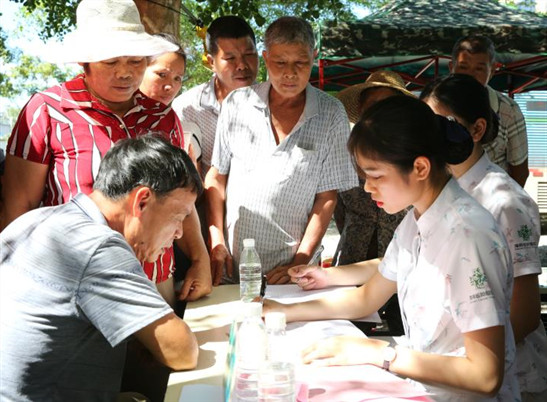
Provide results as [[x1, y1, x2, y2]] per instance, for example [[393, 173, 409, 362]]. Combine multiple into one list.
[[469, 267, 487, 289], [517, 225, 532, 241]]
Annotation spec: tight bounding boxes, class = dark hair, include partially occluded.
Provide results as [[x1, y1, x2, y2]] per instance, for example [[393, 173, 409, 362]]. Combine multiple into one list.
[[451, 34, 496, 64], [420, 74, 498, 144], [265, 16, 315, 54], [206, 15, 256, 56], [348, 96, 473, 186], [152, 33, 187, 64], [93, 134, 203, 199]]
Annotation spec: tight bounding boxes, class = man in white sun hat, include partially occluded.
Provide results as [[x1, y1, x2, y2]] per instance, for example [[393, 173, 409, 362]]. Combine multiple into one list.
[[1, 0, 212, 306]]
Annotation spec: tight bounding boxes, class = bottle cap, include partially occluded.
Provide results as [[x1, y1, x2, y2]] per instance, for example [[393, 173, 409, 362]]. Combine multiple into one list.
[[243, 238, 255, 248], [265, 312, 286, 330], [244, 302, 262, 318]]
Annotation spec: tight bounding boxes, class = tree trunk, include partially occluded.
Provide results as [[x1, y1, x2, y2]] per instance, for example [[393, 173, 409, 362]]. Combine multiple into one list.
[[134, 0, 180, 39]]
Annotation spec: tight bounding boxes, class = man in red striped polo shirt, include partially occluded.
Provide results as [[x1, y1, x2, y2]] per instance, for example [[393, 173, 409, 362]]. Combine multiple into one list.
[[1, 0, 212, 305]]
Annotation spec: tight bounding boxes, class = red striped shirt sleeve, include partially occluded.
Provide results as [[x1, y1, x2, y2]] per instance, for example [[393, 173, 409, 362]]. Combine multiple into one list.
[[8, 92, 54, 165]]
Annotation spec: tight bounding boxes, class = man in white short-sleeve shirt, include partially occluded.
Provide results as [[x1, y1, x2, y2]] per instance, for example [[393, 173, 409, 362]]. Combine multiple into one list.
[[172, 15, 259, 180], [380, 178, 520, 401], [205, 17, 358, 285]]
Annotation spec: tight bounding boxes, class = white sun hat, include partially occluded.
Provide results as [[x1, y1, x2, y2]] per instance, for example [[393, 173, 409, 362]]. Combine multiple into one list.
[[46, 0, 178, 64]]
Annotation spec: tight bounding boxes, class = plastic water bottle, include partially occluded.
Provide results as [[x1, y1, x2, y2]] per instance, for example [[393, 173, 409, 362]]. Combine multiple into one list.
[[224, 308, 243, 402], [239, 238, 262, 302], [235, 302, 266, 401], [258, 312, 296, 402]]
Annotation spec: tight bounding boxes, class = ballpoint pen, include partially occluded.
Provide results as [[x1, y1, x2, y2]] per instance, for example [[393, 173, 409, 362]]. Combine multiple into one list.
[[308, 245, 324, 265], [260, 274, 267, 298]]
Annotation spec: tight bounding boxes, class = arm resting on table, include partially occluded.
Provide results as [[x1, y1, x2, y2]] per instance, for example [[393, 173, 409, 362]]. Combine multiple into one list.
[[134, 312, 198, 371]]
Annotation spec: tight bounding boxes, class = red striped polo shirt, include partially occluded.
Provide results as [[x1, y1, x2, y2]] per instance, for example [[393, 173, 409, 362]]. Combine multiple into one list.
[[8, 74, 184, 283]]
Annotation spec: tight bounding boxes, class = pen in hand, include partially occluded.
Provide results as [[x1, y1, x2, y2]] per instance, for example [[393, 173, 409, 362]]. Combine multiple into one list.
[[294, 245, 324, 285], [308, 245, 324, 265], [260, 274, 267, 298]]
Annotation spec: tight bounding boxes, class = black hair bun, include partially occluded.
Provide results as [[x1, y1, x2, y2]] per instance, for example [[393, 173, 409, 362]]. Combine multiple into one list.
[[436, 115, 474, 165]]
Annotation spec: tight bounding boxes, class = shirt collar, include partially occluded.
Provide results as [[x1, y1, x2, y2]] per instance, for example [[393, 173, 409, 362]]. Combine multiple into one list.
[[254, 82, 319, 120], [71, 193, 108, 226], [487, 85, 500, 113], [413, 178, 463, 235], [59, 74, 96, 110], [457, 152, 491, 193], [303, 84, 319, 120], [199, 76, 221, 113], [58, 74, 168, 117]]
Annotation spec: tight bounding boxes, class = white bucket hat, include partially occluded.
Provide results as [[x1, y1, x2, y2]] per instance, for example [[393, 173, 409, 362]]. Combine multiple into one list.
[[46, 0, 178, 63]]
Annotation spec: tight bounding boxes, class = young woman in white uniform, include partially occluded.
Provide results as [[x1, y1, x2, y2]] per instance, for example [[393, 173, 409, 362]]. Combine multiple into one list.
[[422, 74, 547, 402], [263, 96, 520, 401]]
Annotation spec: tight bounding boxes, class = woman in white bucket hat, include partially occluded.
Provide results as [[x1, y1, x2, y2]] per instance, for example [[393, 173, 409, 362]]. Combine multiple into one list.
[[2, 0, 212, 299], [51, 0, 177, 63]]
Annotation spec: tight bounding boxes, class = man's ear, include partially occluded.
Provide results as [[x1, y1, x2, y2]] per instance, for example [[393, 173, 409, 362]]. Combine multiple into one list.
[[448, 60, 454, 73], [206, 53, 215, 71], [131, 186, 153, 218], [413, 156, 431, 182], [470, 118, 487, 143]]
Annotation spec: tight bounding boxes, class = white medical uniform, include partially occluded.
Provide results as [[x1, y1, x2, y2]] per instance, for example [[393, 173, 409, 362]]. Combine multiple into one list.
[[380, 178, 520, 401]]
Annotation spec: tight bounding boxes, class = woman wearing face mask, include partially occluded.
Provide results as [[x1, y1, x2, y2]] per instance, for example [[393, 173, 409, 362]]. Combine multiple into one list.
[[264, 95, 520, 401], [421, 73, 547, 402]]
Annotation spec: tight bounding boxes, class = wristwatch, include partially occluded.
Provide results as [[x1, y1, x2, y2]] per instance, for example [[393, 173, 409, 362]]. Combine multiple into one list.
[[382, 346, 397, 371]]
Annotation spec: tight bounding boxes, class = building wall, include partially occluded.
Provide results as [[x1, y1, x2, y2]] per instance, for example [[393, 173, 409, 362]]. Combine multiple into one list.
[[515, 90, 547, 168]]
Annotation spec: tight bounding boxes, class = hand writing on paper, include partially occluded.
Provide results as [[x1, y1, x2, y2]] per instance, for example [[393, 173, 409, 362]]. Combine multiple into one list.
[[289, 264, 328, 290], [301, 336, 389, 367], [209, 243, 233, 286]]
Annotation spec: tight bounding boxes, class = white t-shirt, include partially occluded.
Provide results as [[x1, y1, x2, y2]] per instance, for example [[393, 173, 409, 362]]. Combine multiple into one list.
[[380, 178, 520, 401], [172, 76, 219, 179]]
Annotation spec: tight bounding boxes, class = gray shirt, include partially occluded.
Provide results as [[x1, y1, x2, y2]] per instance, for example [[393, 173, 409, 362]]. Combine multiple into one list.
[[0, 194, 172, 401]]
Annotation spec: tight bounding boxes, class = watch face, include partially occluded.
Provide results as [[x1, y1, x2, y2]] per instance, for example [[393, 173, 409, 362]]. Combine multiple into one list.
[[383, 346, 396, 362], [382, 346, 396, 371]]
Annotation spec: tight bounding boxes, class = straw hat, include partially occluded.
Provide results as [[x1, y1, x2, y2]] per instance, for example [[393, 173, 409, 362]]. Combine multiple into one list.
[[46, 0, 178, 63], [336, 70, 415, 123]]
